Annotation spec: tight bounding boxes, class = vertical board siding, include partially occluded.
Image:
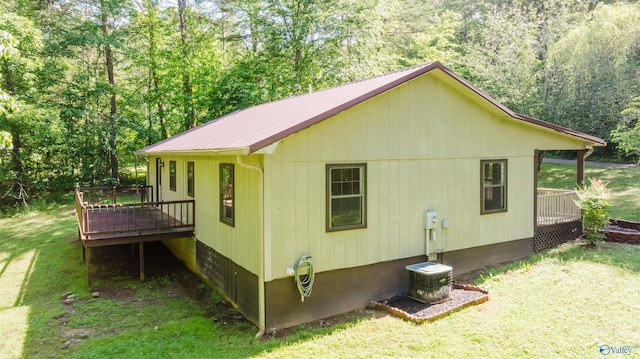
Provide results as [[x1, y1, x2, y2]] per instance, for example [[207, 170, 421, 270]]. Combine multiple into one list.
[[150, 154, 262, 275], [264, 73, 585, 281]]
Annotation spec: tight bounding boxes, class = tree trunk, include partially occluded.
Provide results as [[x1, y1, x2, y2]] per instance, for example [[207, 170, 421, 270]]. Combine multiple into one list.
[[147, 0, 168, 140], [10, 125, 22, 178], [101, 0, 119, 183], [178, 0, 195, 131], [151, 73, 168, 142]]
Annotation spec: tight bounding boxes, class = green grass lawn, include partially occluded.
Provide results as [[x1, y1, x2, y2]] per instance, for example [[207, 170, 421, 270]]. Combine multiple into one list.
[[1, 162, 639, 358], [538, 162, 640, 221]]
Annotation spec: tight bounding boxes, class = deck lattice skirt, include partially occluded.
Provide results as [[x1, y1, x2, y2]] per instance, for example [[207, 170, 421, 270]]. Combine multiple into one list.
[[534, 220, 582, 251]]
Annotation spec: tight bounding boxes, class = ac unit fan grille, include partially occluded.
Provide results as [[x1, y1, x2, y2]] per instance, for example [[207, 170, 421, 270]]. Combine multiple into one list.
[[406, 262, 453, 304]]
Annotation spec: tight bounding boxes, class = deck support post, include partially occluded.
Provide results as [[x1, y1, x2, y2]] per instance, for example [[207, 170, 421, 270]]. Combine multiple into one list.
[[139, 242, 145, 281], [85, 246, 92, 287]]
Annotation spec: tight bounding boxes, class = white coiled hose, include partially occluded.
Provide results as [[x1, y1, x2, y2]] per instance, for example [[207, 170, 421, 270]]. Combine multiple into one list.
[[294, 255, 314, 302]]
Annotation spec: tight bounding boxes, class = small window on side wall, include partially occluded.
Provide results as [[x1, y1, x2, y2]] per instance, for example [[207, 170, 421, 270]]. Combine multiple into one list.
[[187, 161, 194, 197], [481, 159, 507, 214], [169, 160, 176, 191], [326, 163, 367, 231], [220, 163, 234, 226]]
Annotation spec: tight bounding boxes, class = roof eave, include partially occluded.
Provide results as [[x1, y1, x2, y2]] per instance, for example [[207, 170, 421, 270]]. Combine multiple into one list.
[[513, 113, 606, 147], [135, 147, 251, 157], [432, 64, 606, 147]]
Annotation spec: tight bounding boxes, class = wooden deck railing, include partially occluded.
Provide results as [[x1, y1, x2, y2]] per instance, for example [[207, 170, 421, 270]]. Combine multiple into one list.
[[75, 187, 194, 237], [537, 188, 581, 226], [77, 186, 154, 205], [75, 187, 88, 237]]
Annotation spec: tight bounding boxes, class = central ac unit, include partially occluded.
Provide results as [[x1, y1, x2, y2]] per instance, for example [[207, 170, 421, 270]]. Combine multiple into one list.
[[406, 262, 452, 303]]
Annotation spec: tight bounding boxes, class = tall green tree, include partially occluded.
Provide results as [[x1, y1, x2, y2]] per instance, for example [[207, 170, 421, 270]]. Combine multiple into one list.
[[0, 28, 18, 114], [464, 0, 550, 115], [0, 7, 45, 204], [48, 0, 130, 185], [178, 0, 196, 131], [128, 0, 171, 144], [546, 3, 640, 144], [99, 0, 121, 182], [611, 95, 640, 160]]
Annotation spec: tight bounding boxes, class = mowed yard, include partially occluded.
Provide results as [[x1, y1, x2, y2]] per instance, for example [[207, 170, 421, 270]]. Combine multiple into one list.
[[0, 162, 639, 358]]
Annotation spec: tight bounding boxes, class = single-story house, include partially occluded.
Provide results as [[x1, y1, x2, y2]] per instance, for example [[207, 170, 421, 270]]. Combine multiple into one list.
[[136, 61, 605, 334]]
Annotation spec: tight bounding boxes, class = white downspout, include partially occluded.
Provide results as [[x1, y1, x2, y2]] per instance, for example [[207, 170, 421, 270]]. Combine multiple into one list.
[[584, 146, 594, 159], [236, 156, 266, 338]]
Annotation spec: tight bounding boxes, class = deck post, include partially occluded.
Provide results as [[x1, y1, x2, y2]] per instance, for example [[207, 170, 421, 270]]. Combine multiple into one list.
[[85, 246, 92, 287], [577, 149, 585, 186], [139, 242, 145, 281], [534, 150, 539, 236]]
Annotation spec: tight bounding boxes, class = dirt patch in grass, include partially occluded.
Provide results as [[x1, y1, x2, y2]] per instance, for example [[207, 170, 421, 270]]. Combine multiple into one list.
[[63, 242, 247, 336], [89, 242, 213, 300]]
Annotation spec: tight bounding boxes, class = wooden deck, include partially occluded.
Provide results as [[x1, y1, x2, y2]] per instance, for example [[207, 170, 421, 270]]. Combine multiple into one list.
[[75, 187, 195, 286]]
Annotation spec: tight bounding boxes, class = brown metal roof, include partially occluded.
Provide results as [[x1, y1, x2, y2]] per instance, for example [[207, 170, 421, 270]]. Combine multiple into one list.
[[137, 61, 605, 155]]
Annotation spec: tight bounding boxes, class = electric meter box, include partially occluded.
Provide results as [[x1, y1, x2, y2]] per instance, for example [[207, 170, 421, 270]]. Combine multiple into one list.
[[406, 262, 453, 304]]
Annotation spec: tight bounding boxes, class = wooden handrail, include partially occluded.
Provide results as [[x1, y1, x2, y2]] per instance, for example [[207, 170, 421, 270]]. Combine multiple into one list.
[[537, 188, 580, 225], [76, 186, 154, 205], [537, 188, 575, 195], [75, 186, 191, 237], [75, 188, 87, 234], [82, 200, 195, 235]]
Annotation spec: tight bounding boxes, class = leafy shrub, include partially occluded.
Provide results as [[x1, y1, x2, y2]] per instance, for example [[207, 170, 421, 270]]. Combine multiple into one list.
[[574, 178, 611, 244]]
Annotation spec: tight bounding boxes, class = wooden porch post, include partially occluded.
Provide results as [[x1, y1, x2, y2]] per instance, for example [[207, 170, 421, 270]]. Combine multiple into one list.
[[533, 150, 539, 234], [85, 246, 92, 287], [577, 149, 585, 186]]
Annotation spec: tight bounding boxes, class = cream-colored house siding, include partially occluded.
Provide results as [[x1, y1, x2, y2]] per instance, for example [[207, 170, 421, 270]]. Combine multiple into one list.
[[148, 155, 262, 275], [263, 72, 586, 281]]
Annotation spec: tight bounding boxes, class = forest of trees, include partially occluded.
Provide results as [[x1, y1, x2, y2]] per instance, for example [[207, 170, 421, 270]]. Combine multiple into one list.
[[1, 0, 639, 209]]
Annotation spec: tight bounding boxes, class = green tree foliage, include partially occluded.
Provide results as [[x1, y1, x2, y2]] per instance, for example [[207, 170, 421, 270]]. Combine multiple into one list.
[[611, 95, 640, 160], [391, 1, 465, 70], [546, 3, 640, 144], [463, 0, 594, 117], [0, 29, 18, 114], [0, 6, 49, 206]]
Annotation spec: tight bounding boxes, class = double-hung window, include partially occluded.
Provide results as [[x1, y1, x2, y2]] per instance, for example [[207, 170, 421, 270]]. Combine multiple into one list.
[[187, 161, 194, 197], [169, 161, 177, 191], [481, 159, 507, 214], [220, 163, 234, 226], [326, 163, 367, 231]]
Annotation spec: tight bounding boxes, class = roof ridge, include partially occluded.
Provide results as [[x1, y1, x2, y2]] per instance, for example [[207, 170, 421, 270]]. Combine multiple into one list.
[[246, 62, 436, 108]]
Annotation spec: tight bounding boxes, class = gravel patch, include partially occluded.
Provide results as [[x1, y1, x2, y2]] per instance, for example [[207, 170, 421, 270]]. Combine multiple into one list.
[[369, 284, 489, 323]]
